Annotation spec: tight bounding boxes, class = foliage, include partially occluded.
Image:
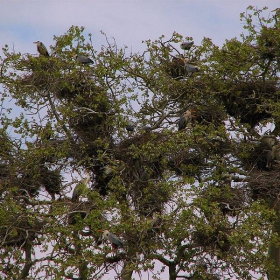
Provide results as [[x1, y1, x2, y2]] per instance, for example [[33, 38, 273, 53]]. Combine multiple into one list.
[[0, 6, 280, 280]]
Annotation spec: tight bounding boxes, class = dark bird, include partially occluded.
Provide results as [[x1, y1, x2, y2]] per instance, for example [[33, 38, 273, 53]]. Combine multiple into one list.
[[126, 120, 135, 133], [178, 110, 195, 131], [180, 41, 194, 51], [33, 41, 49, 57], [98, 229, 124, 249], [74, 54, 93, 64]]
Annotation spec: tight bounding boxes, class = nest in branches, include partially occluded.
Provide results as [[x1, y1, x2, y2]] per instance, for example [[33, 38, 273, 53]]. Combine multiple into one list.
[[238, 142, 269, 171], [56, 81, 105, 100], [20, 56, 58, 91], [168, 148, 203, 178], [131, 181, 169, 216], [193, 103, 226, 127], [116, 132, 167, 182], [68, 90, 113, 146], [248, 170, 280, 206], [0, 218, 44, 248], [192, 226, 231, 253], [221, 80, 277, 128], [21, 56, 57, 72], [257, 27, 280, 60], [16, 164, 62, 198], [164, 55, 186, 79], [202, 185, 245, 216], [21, 72, 51, 91], [38, 166, 62, 197], [115, 132, 169, 215]]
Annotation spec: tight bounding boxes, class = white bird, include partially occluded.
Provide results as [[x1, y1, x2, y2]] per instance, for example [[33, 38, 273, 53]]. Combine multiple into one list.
[[180, 41, 194, 51]]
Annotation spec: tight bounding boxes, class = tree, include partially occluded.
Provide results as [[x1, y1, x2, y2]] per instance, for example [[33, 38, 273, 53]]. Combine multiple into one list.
[[0, 6, 280, 279]]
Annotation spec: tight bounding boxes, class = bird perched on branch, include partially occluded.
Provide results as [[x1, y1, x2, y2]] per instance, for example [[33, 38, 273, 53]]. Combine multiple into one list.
[[126, 120, 135, 133], [33, 41, 49, 57], [72, 171, 90, 202], [74, 54, 94, 64], [185, 63, 200, 76], [180, 41, 194, 51], [178, 110, 195, 131], [98, 229, 124, 249]]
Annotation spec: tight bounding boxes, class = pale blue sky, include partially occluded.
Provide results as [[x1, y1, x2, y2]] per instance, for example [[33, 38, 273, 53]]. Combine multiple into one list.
[[1, 0, 279, 57]]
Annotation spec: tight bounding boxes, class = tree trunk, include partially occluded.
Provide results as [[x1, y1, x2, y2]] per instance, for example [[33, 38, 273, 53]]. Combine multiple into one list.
[[268, 210, 280, 279], [20, 241, 32, 279], [121, 260, 133, 280], [169, 262, 177, 280]]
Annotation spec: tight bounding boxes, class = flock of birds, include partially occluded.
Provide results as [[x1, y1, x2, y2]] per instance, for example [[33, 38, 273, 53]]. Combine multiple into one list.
[[33, 41, 94, 64], [34, 39, 198, 133]]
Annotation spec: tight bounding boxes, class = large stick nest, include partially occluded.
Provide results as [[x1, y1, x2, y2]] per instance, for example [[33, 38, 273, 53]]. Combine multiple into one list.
[[192, 226, 232, 253], [248, 169, 280, 206], [221, 80, 278, 127]]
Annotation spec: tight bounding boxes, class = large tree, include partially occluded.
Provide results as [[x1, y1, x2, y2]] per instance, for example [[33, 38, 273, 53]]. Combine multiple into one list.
[[0, 6, 280, 280]]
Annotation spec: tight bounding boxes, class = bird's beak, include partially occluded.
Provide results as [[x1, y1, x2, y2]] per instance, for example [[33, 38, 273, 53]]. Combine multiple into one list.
[[98, 229, 104, 232]]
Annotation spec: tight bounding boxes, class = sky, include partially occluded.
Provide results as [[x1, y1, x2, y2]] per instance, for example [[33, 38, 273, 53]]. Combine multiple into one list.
[[1, 0, 279, 58], [1, 1, 279, 279]]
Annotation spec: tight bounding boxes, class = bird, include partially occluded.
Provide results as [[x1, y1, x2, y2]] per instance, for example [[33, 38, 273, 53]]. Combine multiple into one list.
[[126, 120, 135, 133], [260, 135, 276, 149], [180, 41, 194, 51], [74, 54, 94, 64], [178, 110, 195, 131], [98, 229, 124, 249], [72, 171, 90, 202], [185, 63, 200, 76], [33, 41, 49, 57]]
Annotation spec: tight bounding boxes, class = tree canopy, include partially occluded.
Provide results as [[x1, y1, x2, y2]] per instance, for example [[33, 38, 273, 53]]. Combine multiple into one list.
[[1, 6, 280, 280]]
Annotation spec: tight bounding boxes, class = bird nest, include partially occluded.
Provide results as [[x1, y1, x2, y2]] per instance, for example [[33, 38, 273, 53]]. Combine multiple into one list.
[[257, 27, 280, 60], [192, 103, 226, 127], [116, 132, 167, 181], [201, 185, 245, 216], [238, 142, 270, 171], [192, 226, 231, 253], [220, 80, 277, 127], [164, 56, 186, 79], [131, 181, 170, 216], [248, 170, 280, 206], [168, 146, 208, 178]]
